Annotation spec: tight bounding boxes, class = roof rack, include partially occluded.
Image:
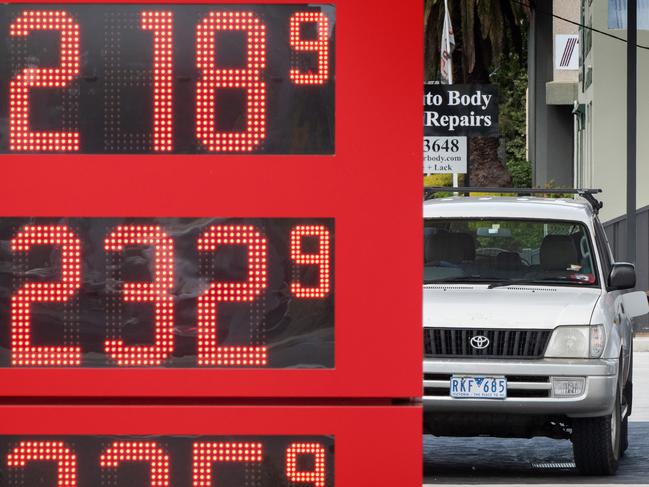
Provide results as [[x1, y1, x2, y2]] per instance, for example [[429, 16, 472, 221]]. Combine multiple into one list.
[[423, 187, 604, 214]]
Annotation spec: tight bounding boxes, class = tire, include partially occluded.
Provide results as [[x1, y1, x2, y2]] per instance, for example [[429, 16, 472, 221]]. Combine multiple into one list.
[[571, 384, 622, 475], [620, 415, 629, 456], [622, 351, 633, 455]]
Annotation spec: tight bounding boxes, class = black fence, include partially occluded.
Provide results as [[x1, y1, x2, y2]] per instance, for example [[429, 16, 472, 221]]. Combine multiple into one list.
[[604, 207, 649, 331]]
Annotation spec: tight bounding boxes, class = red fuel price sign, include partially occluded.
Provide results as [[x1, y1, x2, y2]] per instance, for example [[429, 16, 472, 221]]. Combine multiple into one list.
[[0, 0, 422, 400]]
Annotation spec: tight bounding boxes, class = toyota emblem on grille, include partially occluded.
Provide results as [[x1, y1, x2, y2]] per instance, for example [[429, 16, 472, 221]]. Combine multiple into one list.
[[469, 335, 490, 350]]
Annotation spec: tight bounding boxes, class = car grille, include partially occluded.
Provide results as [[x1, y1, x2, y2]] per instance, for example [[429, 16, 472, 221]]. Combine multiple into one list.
[[424, 328, 552, 359]]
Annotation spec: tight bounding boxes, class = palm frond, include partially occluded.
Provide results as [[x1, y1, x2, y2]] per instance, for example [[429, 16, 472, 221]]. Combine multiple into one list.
[[424, 0, 530, 82]]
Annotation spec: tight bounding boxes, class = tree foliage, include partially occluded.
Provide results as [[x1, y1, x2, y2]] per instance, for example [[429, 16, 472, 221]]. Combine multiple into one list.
[[424, 0, 530, 83], [490, 48, 531, 187], [423, 0, 531, 188]]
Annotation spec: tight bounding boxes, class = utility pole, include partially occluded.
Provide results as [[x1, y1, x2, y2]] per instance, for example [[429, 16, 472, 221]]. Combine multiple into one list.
[[627, 0, 637, 264]]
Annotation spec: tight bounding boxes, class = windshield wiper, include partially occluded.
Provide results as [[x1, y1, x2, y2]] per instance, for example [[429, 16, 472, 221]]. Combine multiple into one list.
[[487, 278, 568, 289], [426, 276, 589, 289], [424, 276, 493, 285]]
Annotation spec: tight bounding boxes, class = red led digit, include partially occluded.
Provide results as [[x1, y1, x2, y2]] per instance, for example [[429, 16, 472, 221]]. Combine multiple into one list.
[[197, 225, 268, 366], [192, 442, 263, 487], [289, 12, 330, 85], [9, 11, 80, 152], [285, 443, 326, 487], [7, 441, 78, 487], [290, 225, 331, 298], [100, 441, 169, 487], [104, 225, 175, 366], [11, 225, 82, 366], [142, 11, 173, 152], [195, 12, 267, 152]]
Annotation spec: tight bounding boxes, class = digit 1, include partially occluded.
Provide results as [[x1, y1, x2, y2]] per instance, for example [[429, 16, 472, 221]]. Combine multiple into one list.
[[11, 225, 82, 366], [285, 443, 326, 487], [195, 12, 267, 152], [289, 12, 330, 85], [197, 225, 268, 366], [290, 225, 331, 298], [100, 441, 169, 487], [104, 225, 175, 366], [9, 11, 80, 151], [193, 442, 263, 487], [141, 11, 173, 152], [7, 441, 78, 487]]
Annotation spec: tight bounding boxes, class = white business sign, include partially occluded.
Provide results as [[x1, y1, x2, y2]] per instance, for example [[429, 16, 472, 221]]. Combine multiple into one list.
[[423, 136, 467, 174], [555, 34, 579, 70]]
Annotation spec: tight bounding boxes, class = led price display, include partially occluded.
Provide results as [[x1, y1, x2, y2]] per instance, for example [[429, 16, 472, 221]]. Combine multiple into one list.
[[0, 435, 333, 487], [0, 218, 334, 368], [0, 4, 335, 154]]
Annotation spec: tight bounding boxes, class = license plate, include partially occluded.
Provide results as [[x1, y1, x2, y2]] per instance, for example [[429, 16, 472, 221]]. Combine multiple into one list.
[[450, 376, 507, 399]]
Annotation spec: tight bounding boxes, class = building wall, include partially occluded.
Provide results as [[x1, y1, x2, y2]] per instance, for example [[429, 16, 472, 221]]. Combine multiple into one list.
[[578, 0, 649, 222], [554, 0, 580, 82], [578, 0, 649, 292], [529, 0, 578, 187], [534, 105, 577, 185]]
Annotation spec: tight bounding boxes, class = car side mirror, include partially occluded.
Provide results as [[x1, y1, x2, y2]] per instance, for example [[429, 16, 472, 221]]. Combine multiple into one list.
[[609, 262, 636, 290]]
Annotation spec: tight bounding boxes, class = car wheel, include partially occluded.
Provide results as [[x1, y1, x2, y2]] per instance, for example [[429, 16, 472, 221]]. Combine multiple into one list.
[[620, 414, 629, 456], [571, 385, 621, 475], [625, 351, 634, 417], [621, 350, 633, 457]]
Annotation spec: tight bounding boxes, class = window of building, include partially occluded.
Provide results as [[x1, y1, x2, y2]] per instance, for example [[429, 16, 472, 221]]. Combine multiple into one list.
[[609, 0, 649, 29]]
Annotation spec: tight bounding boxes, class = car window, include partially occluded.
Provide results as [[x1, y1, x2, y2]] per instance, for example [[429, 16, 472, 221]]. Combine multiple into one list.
[[424, 218, 599, 287]]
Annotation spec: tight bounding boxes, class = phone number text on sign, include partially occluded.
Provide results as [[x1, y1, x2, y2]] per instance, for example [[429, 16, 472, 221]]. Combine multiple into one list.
[[423, 136, 467, 174]]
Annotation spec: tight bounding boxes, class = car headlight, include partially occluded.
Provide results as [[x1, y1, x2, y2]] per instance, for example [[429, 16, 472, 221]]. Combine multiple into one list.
[[589, 324, 606, 358], [545, 325, 606, 358]]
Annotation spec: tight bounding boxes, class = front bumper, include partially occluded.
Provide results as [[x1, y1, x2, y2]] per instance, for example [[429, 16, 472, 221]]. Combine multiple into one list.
[[423, 357, 618, 418]]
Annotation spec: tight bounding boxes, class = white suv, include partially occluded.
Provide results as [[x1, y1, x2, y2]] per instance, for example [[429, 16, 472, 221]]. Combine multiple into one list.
[[423, 190, 649, 475]]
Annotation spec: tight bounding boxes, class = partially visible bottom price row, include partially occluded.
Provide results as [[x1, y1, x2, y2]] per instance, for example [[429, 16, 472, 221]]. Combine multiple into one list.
[[0, 405, 421, 487]]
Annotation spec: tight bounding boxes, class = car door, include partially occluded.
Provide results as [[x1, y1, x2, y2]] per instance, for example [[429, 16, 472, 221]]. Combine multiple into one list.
[[593, 218, 632, 372]]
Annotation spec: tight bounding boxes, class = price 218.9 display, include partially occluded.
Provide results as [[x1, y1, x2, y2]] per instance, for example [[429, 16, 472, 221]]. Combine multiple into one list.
[[0, 4, 335, 154]]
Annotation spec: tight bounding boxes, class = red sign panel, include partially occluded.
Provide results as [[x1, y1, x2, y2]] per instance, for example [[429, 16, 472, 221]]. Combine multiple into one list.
[[0, 0, 422, 398], [0, 405, 422, 486]]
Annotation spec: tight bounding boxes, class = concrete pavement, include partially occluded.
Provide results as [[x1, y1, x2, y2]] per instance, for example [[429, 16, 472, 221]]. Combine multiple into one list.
[[633, 337, 649, 352]]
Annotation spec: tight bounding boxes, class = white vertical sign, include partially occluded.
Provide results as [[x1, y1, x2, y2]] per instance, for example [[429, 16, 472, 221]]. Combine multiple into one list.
[[555, 35, 579, 70]]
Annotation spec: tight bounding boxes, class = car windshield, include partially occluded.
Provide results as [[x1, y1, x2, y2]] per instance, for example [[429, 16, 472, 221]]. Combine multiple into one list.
[[424, 218, 599, 287]]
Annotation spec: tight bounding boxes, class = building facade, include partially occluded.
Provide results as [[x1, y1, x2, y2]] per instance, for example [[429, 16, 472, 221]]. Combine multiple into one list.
[[576, 0, 649, 290], [531, 1, 649, 291], [528, 0, 580, 188]]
